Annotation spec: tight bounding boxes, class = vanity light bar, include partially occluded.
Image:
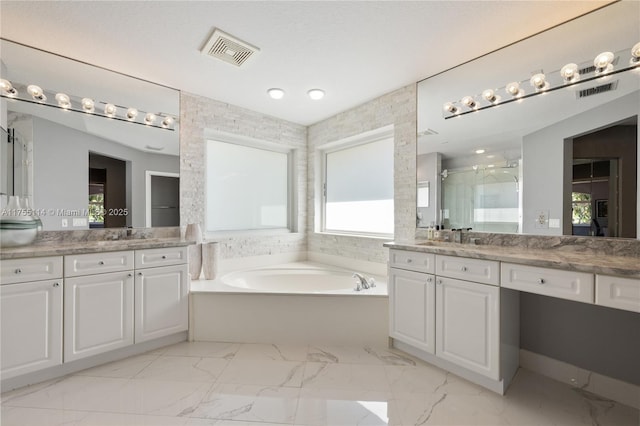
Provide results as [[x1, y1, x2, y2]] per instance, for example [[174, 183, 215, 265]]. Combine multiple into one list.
[[442, 44, 640, 119], [0, 81, 177, 131]]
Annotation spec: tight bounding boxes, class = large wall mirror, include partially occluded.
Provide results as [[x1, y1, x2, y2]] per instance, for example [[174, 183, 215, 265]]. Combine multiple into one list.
[[417, 2, 639, 239], [1, 39, 180, 231]]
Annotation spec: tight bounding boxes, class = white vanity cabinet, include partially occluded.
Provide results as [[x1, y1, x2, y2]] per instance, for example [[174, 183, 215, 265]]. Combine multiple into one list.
[[0, 256, 63, 379], [134, 247, 189, 343], [64, 252, 135, 362], [388, 249, 518, 393], [595, 275, 640, 313], [388, 265, 436, 354]]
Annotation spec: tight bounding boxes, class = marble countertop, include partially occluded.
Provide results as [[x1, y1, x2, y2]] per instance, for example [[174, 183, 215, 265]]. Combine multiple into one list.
[[0, 238, 193, 260], [385, 240, 640, 278]]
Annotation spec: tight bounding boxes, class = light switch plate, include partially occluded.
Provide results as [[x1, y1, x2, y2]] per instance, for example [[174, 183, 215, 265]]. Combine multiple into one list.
[[549, 218, 560, 228], [61, 219, 68, 228], [73, 218, 87, 227], [534, 210, 549, 229]]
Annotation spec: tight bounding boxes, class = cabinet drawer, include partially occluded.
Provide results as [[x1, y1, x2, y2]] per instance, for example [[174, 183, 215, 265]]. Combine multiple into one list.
[[435, 255, 499, 286], [1, 256, 63, 285], [596, 275, 640, 313], [389, 250, 435, 273], [501, 263, 594, 303], [64, 251, 134, 277], [135, 246, 188, 269]]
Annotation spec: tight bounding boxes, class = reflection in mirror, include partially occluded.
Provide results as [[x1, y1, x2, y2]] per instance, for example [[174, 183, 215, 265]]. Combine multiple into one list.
[[417, 2, 639, 238], [0, 39, 180, 231]]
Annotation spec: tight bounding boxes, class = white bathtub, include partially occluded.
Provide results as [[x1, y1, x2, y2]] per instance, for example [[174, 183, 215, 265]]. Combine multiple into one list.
[[190, 261, 389, 345]]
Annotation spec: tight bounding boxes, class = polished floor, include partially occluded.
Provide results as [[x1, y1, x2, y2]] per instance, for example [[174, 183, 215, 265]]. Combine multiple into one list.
[[1, 341, 638, 425]]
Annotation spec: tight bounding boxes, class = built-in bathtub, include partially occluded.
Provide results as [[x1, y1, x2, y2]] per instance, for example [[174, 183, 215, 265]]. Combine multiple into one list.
[[189, 261, 389, 345]]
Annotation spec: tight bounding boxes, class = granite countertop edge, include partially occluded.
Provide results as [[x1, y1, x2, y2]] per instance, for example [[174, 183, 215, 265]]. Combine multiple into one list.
[[384, 241, 640, 278], [0, 238, 195, 260]]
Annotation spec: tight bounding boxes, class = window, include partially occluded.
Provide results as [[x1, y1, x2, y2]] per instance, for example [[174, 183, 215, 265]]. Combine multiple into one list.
[[206, 138, 293, 232], [572, 192, 592, 225], [88, 184, 104, 228], [321, 130, 394, 236]]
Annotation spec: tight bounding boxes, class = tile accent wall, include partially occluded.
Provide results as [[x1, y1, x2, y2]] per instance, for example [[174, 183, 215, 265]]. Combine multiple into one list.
[[179, 92, 308, 259], [307, 84, 417, 264]]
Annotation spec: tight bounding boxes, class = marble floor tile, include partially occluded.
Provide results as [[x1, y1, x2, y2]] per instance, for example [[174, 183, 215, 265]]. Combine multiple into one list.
[[302, 362, 391, 392], [307, 345, 415, 365], [217, 358, 305, 387], [233, 343, 309, 361], [3, 375, 211, 417], [162, 341, 240, 359], [0, 406, 92, 426], [134, 356, 229, 382], [75, 354, 159, 379], [295, 388, 394, 426], [189, 383, 299, 424], [78, 411, 190, 426], [384, 364, 449, 395]]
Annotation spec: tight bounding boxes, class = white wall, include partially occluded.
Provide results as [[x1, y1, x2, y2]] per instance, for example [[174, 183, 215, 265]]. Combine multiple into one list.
[[522, 92, 639, 235]]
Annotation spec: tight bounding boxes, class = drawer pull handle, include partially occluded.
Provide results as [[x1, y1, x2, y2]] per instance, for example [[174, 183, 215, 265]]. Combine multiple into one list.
[[138, 272, 143, 276], [53, 282, 59, 287], [162, 255, 167, 259], [537, 278, 545, 285], [14, 268, 22, 274], [461, 266, 468, 272], [406, 258, 413, 263], [128, 273, 133, 277], [98, 261, 105, 265]]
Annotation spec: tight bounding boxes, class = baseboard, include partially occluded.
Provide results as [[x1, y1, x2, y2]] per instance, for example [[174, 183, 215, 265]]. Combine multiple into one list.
[[519, 349, 640, 410]]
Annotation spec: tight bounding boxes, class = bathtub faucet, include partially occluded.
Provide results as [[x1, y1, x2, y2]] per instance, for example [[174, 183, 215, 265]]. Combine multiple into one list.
[[353, 273, 376, 291]]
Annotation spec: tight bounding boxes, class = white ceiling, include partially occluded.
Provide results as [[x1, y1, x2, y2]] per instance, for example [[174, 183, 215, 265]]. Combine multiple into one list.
[[0, 1, 613, 126]]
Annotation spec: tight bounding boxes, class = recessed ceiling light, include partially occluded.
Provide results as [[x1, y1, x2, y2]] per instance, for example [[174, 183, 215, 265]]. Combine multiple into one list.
[[267, 88, 285, 100], [475, 149, 485, 154], [307, 89, 325, 100]]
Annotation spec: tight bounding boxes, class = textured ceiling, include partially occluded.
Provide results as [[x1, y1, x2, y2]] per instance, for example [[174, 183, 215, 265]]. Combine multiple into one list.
[[0, 1, 613, 126]]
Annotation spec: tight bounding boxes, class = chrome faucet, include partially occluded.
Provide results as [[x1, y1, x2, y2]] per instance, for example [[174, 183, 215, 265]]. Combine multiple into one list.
[[353, 273, 376, 291]]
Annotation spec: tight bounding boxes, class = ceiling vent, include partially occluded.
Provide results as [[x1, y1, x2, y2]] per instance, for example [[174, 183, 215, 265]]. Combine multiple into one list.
[[201, 29, 260, 67], [576, 80, 618, 99]]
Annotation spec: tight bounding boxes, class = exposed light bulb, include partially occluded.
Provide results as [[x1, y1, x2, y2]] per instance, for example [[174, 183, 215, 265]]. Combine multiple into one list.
[[144, 112, 157, 125], [307, 89, 325, 100], [267, 88, 285, 99], [0, 79, 17, 97], [126, 108, 138, 120], [27, 84, 46, 102], [560, 63, 580, 83], [475, 149, 485, 154], [443, 102, 458, 114], [104, 103, 117, 117], [594, 51, 614, 74], [461, 96, 476, 108], [482, 89, 497, 103], [55, 93, 71, 109], [81, 98, 95, 112], [530, 73, 547, 90], [631, 42, 640, 64], [506, 82, 521, 97], [161, 116, 174, 128]]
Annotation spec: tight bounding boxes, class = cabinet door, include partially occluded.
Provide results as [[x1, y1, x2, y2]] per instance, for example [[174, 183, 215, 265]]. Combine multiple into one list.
[[64, 271, 134, 362], [135, 264, 188, 343], [1, 279, 63, 379], [436, 277, 499, 380], [389, 268, 435, 354]]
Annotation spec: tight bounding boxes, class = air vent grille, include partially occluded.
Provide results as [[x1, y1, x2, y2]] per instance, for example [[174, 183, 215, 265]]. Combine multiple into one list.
[[201, 29, 260, 67], [577, 80, 618, 99]]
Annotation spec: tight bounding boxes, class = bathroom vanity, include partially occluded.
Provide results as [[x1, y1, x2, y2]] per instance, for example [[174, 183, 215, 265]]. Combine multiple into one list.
[[0, 238, 190, 391], [385, 239, 640, 396]]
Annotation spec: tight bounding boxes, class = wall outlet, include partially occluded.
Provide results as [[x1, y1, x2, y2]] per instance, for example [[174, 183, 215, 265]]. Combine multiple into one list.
[[534, 210, 549, 229], [73, 218, 87, 227], [61, 218, 68, 228]]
